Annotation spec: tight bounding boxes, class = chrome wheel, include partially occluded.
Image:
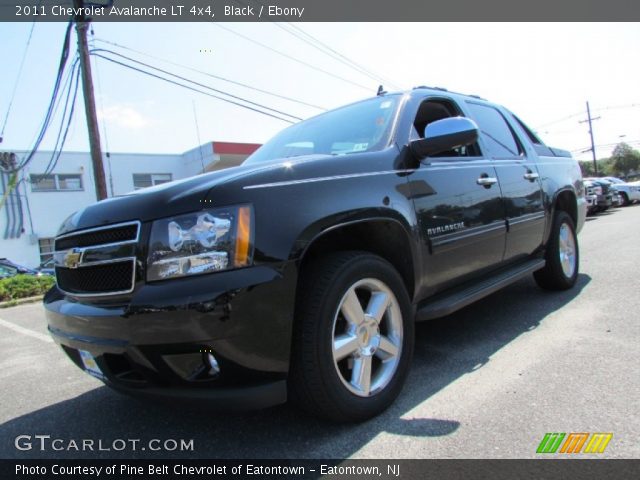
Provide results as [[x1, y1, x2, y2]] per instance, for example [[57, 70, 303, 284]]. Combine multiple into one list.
[[559, 222, 576, 278], [331, 278, 403, 397]]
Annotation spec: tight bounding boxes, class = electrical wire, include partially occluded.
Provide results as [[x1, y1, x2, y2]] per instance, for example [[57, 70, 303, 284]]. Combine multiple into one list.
[[275, 22, 402, 90], [1, 20, 38, 140], [210, 23, 373, 92], [535, 103, 640, 131], [91, 53, 297, 124], [12, 20, 74, 174], [91, 48, 302, 122], [42, 61, 81, 177], [92, 37, 326, 112]]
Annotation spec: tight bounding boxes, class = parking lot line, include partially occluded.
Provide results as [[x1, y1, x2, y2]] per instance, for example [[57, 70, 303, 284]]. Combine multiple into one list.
[[0, 316, 53, 343]]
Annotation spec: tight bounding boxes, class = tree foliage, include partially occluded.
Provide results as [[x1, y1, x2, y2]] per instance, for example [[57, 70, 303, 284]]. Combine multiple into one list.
[[610, 142, 640, 178], [579, 159, 611, 177]]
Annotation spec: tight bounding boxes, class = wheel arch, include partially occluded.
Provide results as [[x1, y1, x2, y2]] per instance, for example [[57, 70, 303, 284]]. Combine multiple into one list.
[[295, 215, 418, 302], [553, 188, 578, 226]]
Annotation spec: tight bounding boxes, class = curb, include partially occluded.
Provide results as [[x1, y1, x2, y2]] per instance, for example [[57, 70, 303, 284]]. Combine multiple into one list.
[[0, 295, 44, 309]]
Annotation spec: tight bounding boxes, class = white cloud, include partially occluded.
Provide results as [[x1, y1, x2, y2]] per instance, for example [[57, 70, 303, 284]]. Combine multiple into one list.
[[99, 105, 150, 129]]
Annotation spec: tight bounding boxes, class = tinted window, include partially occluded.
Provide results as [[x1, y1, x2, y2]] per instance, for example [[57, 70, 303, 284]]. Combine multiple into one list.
[[244, 96, 400, 165], [512, 114, 543, 145], [466, 103, 522, 158]]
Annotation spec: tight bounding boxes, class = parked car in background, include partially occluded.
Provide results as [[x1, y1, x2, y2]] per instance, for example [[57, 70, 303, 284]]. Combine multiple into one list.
[[36, 258, 55, 276], [601, 176, 640, 205], [584, 180, 599, 215], [584, 178, 613, 212], [610, 185, 622, 207], [0, 258, 43, 278]]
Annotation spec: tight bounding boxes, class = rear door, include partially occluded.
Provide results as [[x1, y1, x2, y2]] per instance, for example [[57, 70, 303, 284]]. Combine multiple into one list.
[[464, 102, 545, 262]]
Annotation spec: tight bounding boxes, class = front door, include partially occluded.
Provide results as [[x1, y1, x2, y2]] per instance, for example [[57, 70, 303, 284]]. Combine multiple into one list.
[[405, 97, 507, 294]]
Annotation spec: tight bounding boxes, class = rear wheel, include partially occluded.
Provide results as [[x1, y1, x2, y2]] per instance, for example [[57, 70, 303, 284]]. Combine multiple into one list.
[[289, 251, 414, 422], [534, 211, 579, 290]]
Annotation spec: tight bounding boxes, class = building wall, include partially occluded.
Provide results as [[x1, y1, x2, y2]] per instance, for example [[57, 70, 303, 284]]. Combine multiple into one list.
[[0, 142, 257, 268], [2, 151, 99, 268]]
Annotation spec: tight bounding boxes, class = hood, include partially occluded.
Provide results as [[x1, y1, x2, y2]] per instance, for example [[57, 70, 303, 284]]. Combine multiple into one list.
[[57, 154, 332, 235]]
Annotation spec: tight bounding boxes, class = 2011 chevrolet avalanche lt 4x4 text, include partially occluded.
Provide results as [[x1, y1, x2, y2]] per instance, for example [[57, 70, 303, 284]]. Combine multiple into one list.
[[45, 87, 587, 421]]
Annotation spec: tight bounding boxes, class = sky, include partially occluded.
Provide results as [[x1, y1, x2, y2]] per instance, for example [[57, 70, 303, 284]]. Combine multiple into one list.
[[1, 22, 639, 162]]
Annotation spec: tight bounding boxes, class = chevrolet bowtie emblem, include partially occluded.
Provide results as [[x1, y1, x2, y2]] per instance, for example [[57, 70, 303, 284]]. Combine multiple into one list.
[[64, 249, 83, 269]]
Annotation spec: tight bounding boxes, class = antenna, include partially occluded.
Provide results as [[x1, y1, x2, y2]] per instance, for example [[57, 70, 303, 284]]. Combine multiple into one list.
[[377, 85, 387, 96]]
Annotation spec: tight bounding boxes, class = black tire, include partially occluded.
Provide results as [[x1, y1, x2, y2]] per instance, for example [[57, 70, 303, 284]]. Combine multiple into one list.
[[289, 251, 414, 422], [619, 193, 629, 207], [534, 211, 579, 290]]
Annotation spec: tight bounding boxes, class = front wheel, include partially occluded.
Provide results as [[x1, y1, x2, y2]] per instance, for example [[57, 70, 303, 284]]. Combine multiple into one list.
[[534, 211, 579, 290], [289, 251, 414, 422], [619, 193, 629, 207]]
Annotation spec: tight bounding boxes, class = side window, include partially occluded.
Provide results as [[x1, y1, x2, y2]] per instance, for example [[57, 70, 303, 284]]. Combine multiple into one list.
[[133, 173, 172, 190], [466, 103, 523, 158], [0, 264, 17, 277], [413, 99, 480, 157], [511, 114, 544, 145]]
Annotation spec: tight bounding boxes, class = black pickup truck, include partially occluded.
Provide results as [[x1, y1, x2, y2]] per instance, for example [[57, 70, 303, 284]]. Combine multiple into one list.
[[44, 87, 586, 422]]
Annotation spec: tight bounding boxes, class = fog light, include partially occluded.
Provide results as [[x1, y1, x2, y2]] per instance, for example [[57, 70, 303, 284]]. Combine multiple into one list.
[[206, 353, 220, 376]]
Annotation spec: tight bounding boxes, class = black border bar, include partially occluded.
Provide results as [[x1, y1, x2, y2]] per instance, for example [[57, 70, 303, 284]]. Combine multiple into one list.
[[2, 0, 640, 22], [3, 459, 640, 480]]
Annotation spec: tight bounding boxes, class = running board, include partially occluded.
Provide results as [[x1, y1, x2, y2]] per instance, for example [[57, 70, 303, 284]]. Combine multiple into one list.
[[415, 258, 546, 321]]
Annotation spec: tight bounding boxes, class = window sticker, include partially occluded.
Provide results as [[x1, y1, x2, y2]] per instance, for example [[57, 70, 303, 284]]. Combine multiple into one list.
[[352, 143, 369, 152]]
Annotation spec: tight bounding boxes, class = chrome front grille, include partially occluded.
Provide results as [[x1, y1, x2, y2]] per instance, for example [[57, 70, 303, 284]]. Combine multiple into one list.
[[55, 223, 138, 251], [53, 221, 140, 297]]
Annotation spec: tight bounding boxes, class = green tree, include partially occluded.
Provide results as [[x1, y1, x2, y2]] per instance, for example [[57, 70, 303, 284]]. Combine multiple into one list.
[[579, 158, 611, 177], [610, 143, 640, 178]]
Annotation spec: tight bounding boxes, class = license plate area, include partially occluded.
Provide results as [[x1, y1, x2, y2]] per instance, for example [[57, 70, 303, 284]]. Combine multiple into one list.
[[78, 349, 105, 380]]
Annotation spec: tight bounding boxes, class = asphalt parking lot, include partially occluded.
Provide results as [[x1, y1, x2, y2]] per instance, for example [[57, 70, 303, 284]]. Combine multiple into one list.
[[1, 206, 639, 460]]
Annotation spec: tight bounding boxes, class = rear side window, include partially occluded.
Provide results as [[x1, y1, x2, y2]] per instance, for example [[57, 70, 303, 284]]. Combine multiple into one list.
[[512, 114, 543, 145], [466, 103, 522, 158]]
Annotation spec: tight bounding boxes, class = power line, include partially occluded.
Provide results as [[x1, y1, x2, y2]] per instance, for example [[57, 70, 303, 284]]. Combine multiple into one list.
[[91, 53, 297, 124], [13, 20, 74, 173], [572, 140, 640, 153], [534, 103, 640, 131], [1, 20, 38, 141], [192, 100, 206, 173], [533, 112, 584, 130], [211, 23, 373, 92], [273, 23, 402, 90], [286, 22, 402, 90], [92, 37, 327, 112], [91, 48, 303, 122], [43, 61, 81, 177]]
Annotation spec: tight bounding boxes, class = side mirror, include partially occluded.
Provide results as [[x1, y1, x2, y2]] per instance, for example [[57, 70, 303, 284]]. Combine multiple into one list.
[[409, 117, 479, 159]]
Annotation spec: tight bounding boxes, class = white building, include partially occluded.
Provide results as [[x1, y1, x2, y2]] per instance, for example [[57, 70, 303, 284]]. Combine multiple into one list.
[[0, 141, 260, 268]]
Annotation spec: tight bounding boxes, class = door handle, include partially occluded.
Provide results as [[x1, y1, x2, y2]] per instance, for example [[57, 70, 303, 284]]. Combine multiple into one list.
[[477, 176, 498, 187], [523, 172, 539, 181]]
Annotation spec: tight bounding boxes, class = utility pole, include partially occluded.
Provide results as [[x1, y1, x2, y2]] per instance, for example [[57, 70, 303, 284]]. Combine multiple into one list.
[[579, 101, 601, 176], [74, 0, 108, 200]]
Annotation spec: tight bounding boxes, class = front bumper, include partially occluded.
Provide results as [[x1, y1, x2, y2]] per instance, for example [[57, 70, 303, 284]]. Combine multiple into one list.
[[44, 263, 297, 409]]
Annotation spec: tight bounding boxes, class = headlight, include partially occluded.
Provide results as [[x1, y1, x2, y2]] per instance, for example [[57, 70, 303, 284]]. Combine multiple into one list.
[[147, 205, 253, 282]]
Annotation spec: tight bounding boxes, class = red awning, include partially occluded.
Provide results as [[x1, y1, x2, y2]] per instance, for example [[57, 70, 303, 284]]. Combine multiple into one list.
[[212, 142, 261, 155]]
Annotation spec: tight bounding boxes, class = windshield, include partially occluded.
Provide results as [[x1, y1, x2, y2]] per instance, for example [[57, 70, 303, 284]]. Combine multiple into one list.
[[244, 95, 401, 165]]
